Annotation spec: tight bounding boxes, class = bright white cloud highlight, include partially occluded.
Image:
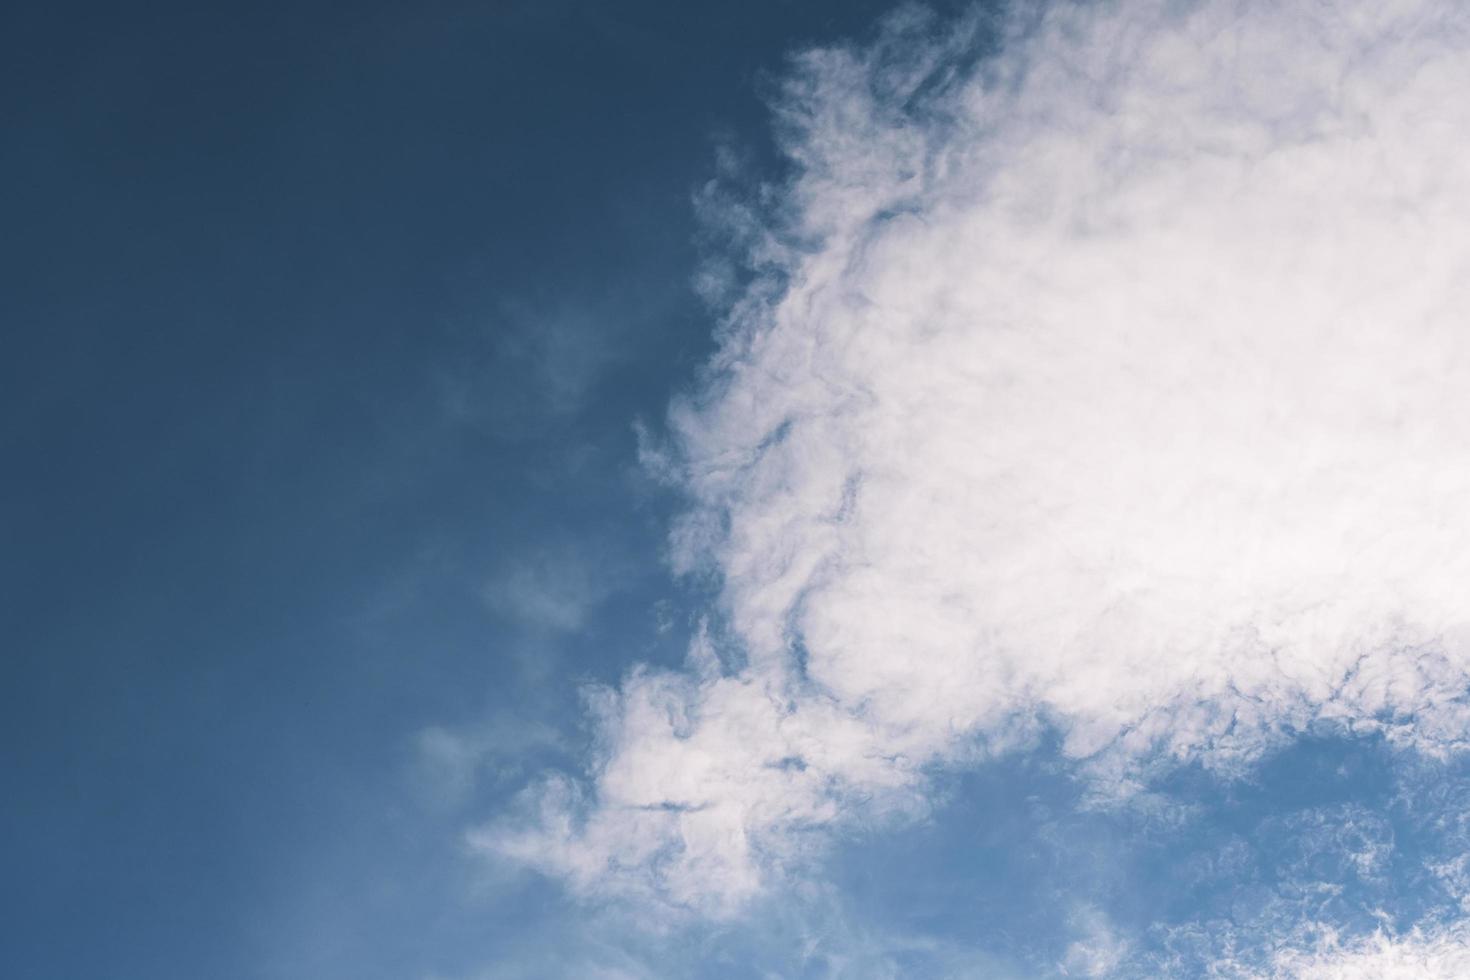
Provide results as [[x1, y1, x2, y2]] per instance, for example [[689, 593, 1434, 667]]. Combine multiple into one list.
[[1254, 924, 1470, 979], [481, 0, 1470, 913]]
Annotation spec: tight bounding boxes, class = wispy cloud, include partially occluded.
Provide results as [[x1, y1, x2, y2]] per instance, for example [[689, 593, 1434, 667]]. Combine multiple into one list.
[[484, 0, 1470, 923], [483, 542, 622, 634], [436, 298, 628, 441], [1249, 921, 1470, 979], [1063, 905, 1130, 977], [412, 719, 565, 811]]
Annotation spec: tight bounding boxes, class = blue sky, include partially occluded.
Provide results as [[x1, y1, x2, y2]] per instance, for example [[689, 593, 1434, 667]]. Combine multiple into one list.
[[1, 1, 898, 975], [10, 1, 1470, 978]]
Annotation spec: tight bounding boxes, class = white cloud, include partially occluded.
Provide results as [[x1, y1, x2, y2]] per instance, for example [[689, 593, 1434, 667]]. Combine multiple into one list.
[[1062, 905, 1130, 977], [1252, 923, 1470, 979], [483, 0, 1470, 913]]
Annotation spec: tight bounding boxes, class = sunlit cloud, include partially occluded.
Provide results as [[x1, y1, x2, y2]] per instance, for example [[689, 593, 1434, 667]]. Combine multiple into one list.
[[483, 0, 1470, 927]]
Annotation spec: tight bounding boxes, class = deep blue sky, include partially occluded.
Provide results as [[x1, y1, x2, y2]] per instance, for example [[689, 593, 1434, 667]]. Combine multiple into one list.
[[1, 2, 915, 977]]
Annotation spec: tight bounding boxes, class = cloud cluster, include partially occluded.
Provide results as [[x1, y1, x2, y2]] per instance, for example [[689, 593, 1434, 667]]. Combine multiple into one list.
[[1255, 924, 1470, 980], [483, 0, 1470, 914]]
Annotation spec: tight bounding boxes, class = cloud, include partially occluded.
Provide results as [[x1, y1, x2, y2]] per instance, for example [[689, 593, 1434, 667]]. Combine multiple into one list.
[[412, 719, 565, 811], [1062, 905, 1130, 977], [484, 0, 1470, 914], [436, 298, 626, 440], [483, 540, 625, 633], [1251, 923, 1470, 979]]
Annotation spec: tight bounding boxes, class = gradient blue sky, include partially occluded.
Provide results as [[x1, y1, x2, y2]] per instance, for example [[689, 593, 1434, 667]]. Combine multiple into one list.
[[1, 2, 891, 975], [10, 2, 1470, 978]]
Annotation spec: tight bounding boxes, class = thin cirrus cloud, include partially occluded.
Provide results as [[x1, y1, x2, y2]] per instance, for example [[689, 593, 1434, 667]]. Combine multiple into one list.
[[478, 0, 1470, 927]]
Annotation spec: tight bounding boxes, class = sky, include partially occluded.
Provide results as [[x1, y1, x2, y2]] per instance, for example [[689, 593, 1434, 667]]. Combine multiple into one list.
[[8, 1, 1470, 978]]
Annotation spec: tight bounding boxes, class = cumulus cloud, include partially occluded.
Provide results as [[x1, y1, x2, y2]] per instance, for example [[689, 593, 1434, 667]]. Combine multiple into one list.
[[482, 0, 1470, 913]]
